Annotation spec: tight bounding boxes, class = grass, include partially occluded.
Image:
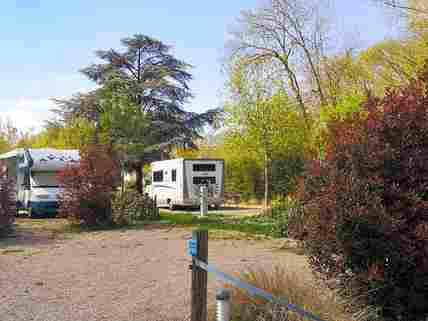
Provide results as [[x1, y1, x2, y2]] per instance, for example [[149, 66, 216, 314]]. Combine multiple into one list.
[[219, 266, 352, 321], [1, 209, 279, 247], [158, 211, 277, 238], [14, 218, 73, 233]]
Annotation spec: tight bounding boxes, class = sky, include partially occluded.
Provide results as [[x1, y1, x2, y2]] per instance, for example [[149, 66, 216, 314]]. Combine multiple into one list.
[[0, 0, 401, 132]]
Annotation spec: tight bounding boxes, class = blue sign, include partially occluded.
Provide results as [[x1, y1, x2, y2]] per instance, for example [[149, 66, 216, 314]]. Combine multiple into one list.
[[188, 238, 198, 257]]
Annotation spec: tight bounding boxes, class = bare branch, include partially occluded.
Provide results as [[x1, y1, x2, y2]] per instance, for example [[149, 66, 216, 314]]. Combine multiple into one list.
[[227, 0, 330, 121], [380, 0, 428, 15]]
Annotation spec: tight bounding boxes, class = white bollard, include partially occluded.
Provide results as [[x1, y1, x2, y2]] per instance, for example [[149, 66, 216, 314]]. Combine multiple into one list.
[[200, 185, 208, 217], [216, 289, 231, 321]]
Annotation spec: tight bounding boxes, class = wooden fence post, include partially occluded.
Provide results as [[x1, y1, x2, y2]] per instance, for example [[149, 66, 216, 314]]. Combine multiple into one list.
[[191, 230, 208, 321]]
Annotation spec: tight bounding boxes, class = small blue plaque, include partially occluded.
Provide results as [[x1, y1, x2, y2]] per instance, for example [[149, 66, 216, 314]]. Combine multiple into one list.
[[188, 238, 198, 257]]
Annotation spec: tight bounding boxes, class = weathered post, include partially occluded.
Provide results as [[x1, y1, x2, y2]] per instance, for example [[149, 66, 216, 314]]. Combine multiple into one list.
[[200, 185, 208, 217], [191, 230, 208, 321]]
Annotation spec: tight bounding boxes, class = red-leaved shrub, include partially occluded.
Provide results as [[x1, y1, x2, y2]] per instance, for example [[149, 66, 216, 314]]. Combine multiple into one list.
[[57, 144, 120, 227], [295, 65, 428, 321], [0, 175, 16, 236]]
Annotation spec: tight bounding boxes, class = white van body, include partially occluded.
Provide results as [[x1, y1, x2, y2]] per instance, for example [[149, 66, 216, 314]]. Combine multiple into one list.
[[149, 158, 225, 209], [0, 148, 80, 217]]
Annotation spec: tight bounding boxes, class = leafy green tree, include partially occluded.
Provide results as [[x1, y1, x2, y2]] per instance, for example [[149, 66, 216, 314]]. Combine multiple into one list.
[[54, 34, 221, 193], [27, 119, 95, 149], [360, 38, 428, 93], [0, 136, 11, 154], [52, 82, 149, 189], [320, 36, 428, 105], [321, 50, 371, 105], [226, 61, 308, 208], [98, 81, 148, 157]]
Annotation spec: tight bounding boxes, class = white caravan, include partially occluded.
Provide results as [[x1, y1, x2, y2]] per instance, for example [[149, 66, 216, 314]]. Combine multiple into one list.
[[0, 148, 80, 217], [148, 158, 225, 210]]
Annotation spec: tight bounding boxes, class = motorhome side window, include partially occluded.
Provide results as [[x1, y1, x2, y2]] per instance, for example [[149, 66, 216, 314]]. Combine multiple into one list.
[[193, 164, 216, 172], [153, 170, 163, 182], [172, 169, 177, 182]]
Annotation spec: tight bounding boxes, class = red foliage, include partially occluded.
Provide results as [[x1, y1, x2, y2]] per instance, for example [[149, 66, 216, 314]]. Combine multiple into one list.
[[0, 176, 15, 235], [296, 65, 428, 320], [57, 145, 120, 227]]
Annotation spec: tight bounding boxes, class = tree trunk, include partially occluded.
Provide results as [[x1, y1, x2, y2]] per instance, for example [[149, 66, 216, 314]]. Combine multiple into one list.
[[92, 121, 100, 145], [135, 162, 143, 194], [121, 162, 125, 194], [264, 151, 269, 212]]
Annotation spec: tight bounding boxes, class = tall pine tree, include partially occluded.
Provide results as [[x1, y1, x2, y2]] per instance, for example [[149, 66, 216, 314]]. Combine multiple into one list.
[[54, 34, 221, 193]]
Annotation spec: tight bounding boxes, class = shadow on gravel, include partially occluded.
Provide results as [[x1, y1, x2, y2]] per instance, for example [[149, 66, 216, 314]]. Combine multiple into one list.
[[0, 219, 67, 249], [0, 229, 60, 249]]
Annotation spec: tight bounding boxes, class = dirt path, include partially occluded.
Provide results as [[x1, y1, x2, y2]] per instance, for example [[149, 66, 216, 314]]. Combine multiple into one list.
[[0, 226, 309, 321]]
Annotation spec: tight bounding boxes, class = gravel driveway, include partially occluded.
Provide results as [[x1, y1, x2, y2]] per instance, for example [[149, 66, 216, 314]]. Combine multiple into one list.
[[0, 225, 309, 321]]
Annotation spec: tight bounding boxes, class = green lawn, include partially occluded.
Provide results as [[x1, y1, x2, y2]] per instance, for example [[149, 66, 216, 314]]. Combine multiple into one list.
[[6, 210, 278, 242], [157, 211, 276, 237]]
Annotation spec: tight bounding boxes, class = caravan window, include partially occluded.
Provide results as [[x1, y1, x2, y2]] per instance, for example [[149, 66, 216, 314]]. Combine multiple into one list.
[[153, 170, 163, 182], [31, 172, 59, 188], [193, 177, 216, 185], [193, 164, 216, 172], [172, 169, 177, 182]]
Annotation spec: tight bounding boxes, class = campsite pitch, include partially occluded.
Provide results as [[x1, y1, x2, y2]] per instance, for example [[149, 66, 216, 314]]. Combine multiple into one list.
[[0, 221, 309, 321]]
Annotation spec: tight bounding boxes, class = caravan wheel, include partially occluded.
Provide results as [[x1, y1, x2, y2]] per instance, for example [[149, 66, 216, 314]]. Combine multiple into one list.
[[169, 202, 176, 211]]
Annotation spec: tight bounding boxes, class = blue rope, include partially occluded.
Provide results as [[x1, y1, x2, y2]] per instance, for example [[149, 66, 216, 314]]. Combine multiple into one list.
[[193, 258, 327, 321]]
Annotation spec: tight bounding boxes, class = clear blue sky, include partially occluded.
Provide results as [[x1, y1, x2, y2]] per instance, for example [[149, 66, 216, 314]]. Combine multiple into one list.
[[0, 0, 400, 131]]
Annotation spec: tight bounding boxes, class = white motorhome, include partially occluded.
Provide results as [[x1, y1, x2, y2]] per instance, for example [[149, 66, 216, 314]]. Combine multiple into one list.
[[0, 148, 80, 218], [148, 158, 225, 210]]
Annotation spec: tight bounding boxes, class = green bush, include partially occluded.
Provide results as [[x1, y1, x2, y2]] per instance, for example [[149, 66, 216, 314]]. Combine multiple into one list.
[[112, 190, 159, 225]]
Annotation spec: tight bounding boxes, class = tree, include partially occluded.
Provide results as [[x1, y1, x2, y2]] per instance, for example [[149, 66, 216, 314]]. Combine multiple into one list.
[[54, 34, 221, 193], [405, 0, 428, 40], [319, 37, 428, 104], [0, 118, 18, 147], [23, 119, 95, 150], [320, 50, 372, 105], [375, 0, 428, 41], [226, 61, 308, 209], [377, 0, 428, 15], [360, 38, 428, 93], [98, 80, 149, 157], [228, 0, 329, 122]]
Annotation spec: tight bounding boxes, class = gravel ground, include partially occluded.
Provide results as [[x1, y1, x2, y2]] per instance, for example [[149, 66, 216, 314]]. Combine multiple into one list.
[[0, 225, 309, 321]]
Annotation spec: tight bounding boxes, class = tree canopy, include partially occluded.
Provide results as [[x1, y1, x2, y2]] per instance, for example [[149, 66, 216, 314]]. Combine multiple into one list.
[[52, 34, 223, 192]]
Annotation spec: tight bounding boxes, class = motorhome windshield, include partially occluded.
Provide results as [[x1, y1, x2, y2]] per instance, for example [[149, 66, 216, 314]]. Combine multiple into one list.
[[31, 172, 60, 188]]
